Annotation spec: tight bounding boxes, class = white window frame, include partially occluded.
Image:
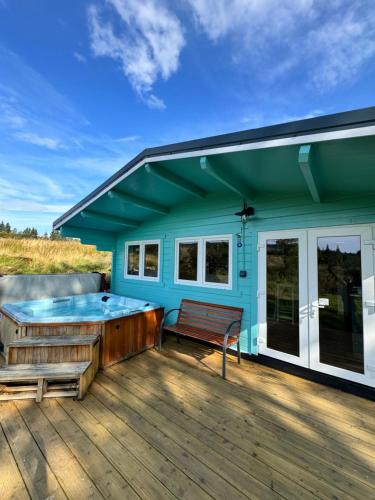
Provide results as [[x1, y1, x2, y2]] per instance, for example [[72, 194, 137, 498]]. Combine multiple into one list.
[[124, 240, 160, 282], [174, 235, 232, 289]]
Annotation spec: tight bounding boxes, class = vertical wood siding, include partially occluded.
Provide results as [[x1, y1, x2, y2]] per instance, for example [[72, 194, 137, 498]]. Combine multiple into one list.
[[112, 192, 375, 355]]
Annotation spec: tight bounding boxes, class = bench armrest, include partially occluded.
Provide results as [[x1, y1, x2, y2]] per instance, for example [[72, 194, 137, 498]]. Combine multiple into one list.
[[163, 308, 181, 324], [158, 308, 181, 350], [224, 320, 242, 345]]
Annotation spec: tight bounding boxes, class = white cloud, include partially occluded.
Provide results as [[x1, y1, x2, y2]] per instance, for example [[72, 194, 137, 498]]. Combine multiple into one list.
[[14, 132, 62, 150], [73, 51, 87, 63], [0, 164, 74, 200], [0, 199, 72, 213], [114, 134, 141, 143], [0, 100, 27, 128], [185, 0, 314, 42], [185, 0, 375, 91], [88, 0, 185, 108], [306, 8, 375, 90]]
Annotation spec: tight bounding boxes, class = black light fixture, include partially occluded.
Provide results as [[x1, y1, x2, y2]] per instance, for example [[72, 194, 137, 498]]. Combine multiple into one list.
[[234, 203, 255, 223], [235, 202, 254, 279]]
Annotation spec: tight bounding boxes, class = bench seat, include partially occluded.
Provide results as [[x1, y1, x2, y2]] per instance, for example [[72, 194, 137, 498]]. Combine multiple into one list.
[[165, 324, 239, 347]]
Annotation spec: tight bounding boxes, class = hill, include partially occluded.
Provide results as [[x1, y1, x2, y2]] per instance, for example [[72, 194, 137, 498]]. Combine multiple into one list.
[[0, 237, 111, 275]]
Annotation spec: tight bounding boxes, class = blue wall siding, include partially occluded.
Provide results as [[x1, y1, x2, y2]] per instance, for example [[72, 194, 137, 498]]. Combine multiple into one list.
[[112, 192, 375, 355]]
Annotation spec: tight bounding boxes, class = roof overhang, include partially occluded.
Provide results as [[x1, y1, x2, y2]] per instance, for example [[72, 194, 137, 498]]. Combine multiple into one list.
[[53, 107, 375, 239]]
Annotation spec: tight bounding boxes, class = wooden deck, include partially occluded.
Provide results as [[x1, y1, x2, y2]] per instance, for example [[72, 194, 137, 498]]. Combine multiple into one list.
[[1, 335, 375, 499]]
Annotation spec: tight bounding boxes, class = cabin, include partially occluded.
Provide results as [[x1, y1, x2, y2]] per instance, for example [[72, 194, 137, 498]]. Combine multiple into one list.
[[54, 107, 375, 396]]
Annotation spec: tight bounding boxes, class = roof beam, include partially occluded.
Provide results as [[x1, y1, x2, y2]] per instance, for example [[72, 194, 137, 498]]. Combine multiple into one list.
[[144, 163, 206, 198], [298, 144, 321, 203], [200, 156, 255, 200], [80, 210, 138, 228], [108, 190, 168, 215]]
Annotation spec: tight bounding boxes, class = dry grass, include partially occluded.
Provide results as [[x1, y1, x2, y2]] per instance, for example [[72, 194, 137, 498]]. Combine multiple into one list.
[[0, 238, 111, 275]]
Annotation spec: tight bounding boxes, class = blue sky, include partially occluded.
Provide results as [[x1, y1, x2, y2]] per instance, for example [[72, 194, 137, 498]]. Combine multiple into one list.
[[1, 0, 374, 234]]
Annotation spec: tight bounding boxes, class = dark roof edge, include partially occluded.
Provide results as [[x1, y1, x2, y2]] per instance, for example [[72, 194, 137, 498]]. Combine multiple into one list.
[[53, 106, 375, 229]]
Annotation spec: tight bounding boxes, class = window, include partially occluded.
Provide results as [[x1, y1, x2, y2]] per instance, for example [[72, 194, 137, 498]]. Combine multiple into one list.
[[127, 244, 140, 276], [178, 242, 198, 281], [125, 240, 160, 281], [175, 235, 232, 289]]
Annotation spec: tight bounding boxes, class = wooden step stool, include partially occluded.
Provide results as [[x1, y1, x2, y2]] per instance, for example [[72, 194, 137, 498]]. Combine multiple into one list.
[[1, 335, 100, 401], [0, 362, 92, 401], [6, 334, 100, 368]]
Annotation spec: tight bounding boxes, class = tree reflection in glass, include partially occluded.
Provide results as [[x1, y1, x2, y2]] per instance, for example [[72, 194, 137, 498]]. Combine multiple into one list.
[[317, 236, 364, 373]]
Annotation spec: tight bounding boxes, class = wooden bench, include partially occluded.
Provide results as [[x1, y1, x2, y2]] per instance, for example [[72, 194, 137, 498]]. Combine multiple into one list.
[[0, 362, 92, 401], [160, 299, 243, 379]]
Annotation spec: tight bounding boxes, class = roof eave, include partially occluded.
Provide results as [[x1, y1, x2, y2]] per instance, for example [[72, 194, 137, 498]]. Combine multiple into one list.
[[53, 106, 375, 230]]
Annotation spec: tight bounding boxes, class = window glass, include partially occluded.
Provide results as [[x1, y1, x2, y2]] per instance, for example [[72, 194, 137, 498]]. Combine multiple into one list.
[[266, 238, 299, 356], [317, 235, 363, 373], [205, 240, 229, 284], [178, 242, 198, 281], [144, 243, 159, 278], [127, 244, 140, 276]]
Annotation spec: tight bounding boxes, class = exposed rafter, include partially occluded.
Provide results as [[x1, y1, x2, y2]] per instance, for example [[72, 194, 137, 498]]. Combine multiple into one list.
[[80, 210, 138, 227], [144, 163, 206, 198], [108, 190, 168, 215], [298, 144, 321, 203], [61, 225, 116, 251], [200, 156, 254, 200]]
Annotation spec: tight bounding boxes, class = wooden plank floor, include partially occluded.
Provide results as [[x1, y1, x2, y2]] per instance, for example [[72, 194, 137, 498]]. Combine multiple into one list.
[[1, 336, 375, 500]]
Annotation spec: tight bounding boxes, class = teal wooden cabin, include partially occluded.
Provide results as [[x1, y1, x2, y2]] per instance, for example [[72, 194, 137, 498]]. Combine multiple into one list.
[[54, 107, 375, 393]]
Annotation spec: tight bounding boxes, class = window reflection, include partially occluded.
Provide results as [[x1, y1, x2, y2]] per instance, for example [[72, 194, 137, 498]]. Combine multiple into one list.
[[266, 238, 299, 356], [205, 241, 229, 284], [127, 245, 140, 276], [317, 236, 364, 373], [178, 242, 198, 281], [144, 244, 159, 278]]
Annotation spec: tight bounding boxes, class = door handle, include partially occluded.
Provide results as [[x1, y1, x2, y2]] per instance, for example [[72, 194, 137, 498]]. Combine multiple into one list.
[[309, 305, 316, 318], [318, 298, 329, 308], [309, 303, 322, 318]]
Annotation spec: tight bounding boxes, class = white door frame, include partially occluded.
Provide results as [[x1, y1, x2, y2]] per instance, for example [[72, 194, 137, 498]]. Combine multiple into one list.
[[308, 224, 375, 386], [257, 229, 309, 367], [258, 224, 375, 387]]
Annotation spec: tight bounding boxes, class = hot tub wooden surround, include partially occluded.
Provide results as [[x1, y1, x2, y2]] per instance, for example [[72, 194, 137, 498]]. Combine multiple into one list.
[[1, 307, 164, 368]]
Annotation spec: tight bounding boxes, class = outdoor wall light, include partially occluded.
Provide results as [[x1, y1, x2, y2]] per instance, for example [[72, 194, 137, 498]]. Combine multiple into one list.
[[235, 203, 254, 279], [234, 203, 255, 224]]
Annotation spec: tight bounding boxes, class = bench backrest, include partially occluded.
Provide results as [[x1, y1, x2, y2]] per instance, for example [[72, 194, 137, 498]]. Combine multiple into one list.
[[177, 299, 243, 336]]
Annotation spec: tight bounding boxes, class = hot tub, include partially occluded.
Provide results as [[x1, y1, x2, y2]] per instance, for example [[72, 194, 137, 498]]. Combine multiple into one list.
[[0, 293, 164, 367]]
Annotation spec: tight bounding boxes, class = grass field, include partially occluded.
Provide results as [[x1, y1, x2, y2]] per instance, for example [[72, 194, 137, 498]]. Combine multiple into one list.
[[0, 237, 111, 275]]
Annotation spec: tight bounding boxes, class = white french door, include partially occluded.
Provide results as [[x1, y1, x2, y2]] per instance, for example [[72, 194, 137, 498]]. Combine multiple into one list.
[[258, 225, 375, 387], [258, 230, 309, 367]]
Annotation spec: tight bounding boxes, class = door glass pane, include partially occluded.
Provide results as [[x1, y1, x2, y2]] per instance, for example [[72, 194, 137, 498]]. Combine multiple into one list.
[[317, 236, 364, 373], [178, 242, 198, 281], [127, 244, 140, 276], [266, 239, 299, 356], [144, 244, 159, 278], [205, 240, 229, 284]]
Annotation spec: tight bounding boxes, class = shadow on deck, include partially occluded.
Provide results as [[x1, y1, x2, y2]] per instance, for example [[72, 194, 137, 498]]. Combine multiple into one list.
[[1, 335, 375, 499]]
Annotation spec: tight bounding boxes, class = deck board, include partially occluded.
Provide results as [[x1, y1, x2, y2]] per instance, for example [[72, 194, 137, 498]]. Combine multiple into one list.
[[0, 401, 67, 500], [0, 423, 29, 500], [111, 355, 375, 496], [0, 336, 374, 499], [15, 400, 103, 500]]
